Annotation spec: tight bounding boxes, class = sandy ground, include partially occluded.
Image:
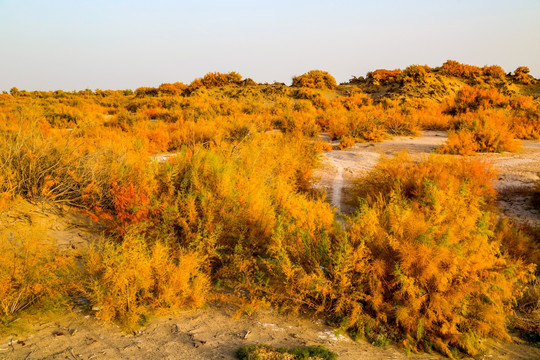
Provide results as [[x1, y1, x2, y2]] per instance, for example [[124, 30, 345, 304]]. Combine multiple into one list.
[[314, 131, 448, 213], [0, 201, 101, 250], [315, 131, 540, 229], [2, 303, 539, 360], [482, 140, 540, 229], [2, 133, 540, 360], [0, 304, 448, 360]]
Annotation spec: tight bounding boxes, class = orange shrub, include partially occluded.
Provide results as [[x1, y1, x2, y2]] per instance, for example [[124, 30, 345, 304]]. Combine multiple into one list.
[[445, 85, 507, 115], [513, 66, 536, 85], [401, 65, 431, 83], [508, 110, 540, 140], [494, 218, 540, 267], [292, 70, 337, 89], [135, 86, 159, 97], [332, 91, 372, 109], [440, 60, 483, 79], [0, 224, 75, 323], [158, 82, 188, 95], [351, 153, 497, 206], [347, 113, 387, 142], [482, 65, 506, 80], [110, 181, 151, 225], [338, 135, 355, 149], [82, 232, 208, 331], [403, 99, 452, 130], [509, 95, 537, 111], [437, 129, 479, 155], [366, 68, 402, 85], [344, 155, 533, 356], [189, 71, 243, 90], [294, 87, 317, 100], [440, 61, 516, 82], [439, 111, 521, 154], [380, 111, 419, 136]]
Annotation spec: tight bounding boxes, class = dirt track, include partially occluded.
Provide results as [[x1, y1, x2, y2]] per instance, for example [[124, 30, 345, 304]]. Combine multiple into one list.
[[314, 131, 447, 213]]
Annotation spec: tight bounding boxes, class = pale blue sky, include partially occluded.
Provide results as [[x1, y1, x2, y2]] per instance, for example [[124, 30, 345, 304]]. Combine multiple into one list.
[[1, 0, 539, 91]]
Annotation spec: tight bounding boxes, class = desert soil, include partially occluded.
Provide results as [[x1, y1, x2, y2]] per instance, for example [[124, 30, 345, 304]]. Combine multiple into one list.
[[315, 131, 540, 229], [1, 132, 540, 360], [0, 304, 448, 360], [2, 303, 539, 360]]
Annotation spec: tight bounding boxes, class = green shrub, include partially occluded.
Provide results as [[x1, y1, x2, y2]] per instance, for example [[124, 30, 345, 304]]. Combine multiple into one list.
[[236, 344, 337, 360]]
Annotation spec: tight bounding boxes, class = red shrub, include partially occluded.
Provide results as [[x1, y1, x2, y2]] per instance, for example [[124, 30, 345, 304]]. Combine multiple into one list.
[[366, 69, 402, 85]]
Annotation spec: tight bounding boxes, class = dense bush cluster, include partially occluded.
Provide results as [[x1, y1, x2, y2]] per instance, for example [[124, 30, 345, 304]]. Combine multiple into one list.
[[0, 224, 75, 321], [437, 85, 539, 154], [0, 63, 538, 356], [401, 65, 431, 83], [189, 71, 243, 90], [341, 156, 534, 356], [440, 60, 505, 81], [366, 68, 402, 85], [514, 66, 536, 85], [292, 70, 337, 89], [82, 233, 208, 329]]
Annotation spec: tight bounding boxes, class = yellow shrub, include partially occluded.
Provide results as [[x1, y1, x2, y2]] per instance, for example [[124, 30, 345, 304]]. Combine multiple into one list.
[[438, 129, 479, 155], [292, 70, 337, 89], [445, 86, 507, 115], [401, 65, 431, 83], [513, 66, 536, 85], [510, 111, 540, 140], [0, 224, 75, 324], [189, 71, 243, 90], [338, 136, 355, 149], [81, 232, 209, 331], [344, 155, 534, 356], [351, 153, 497, 207], [494, 218, 540, 267], [2, 64, 539, 355], [314, 140, 333, 152], [439, 111, 521, 154]]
